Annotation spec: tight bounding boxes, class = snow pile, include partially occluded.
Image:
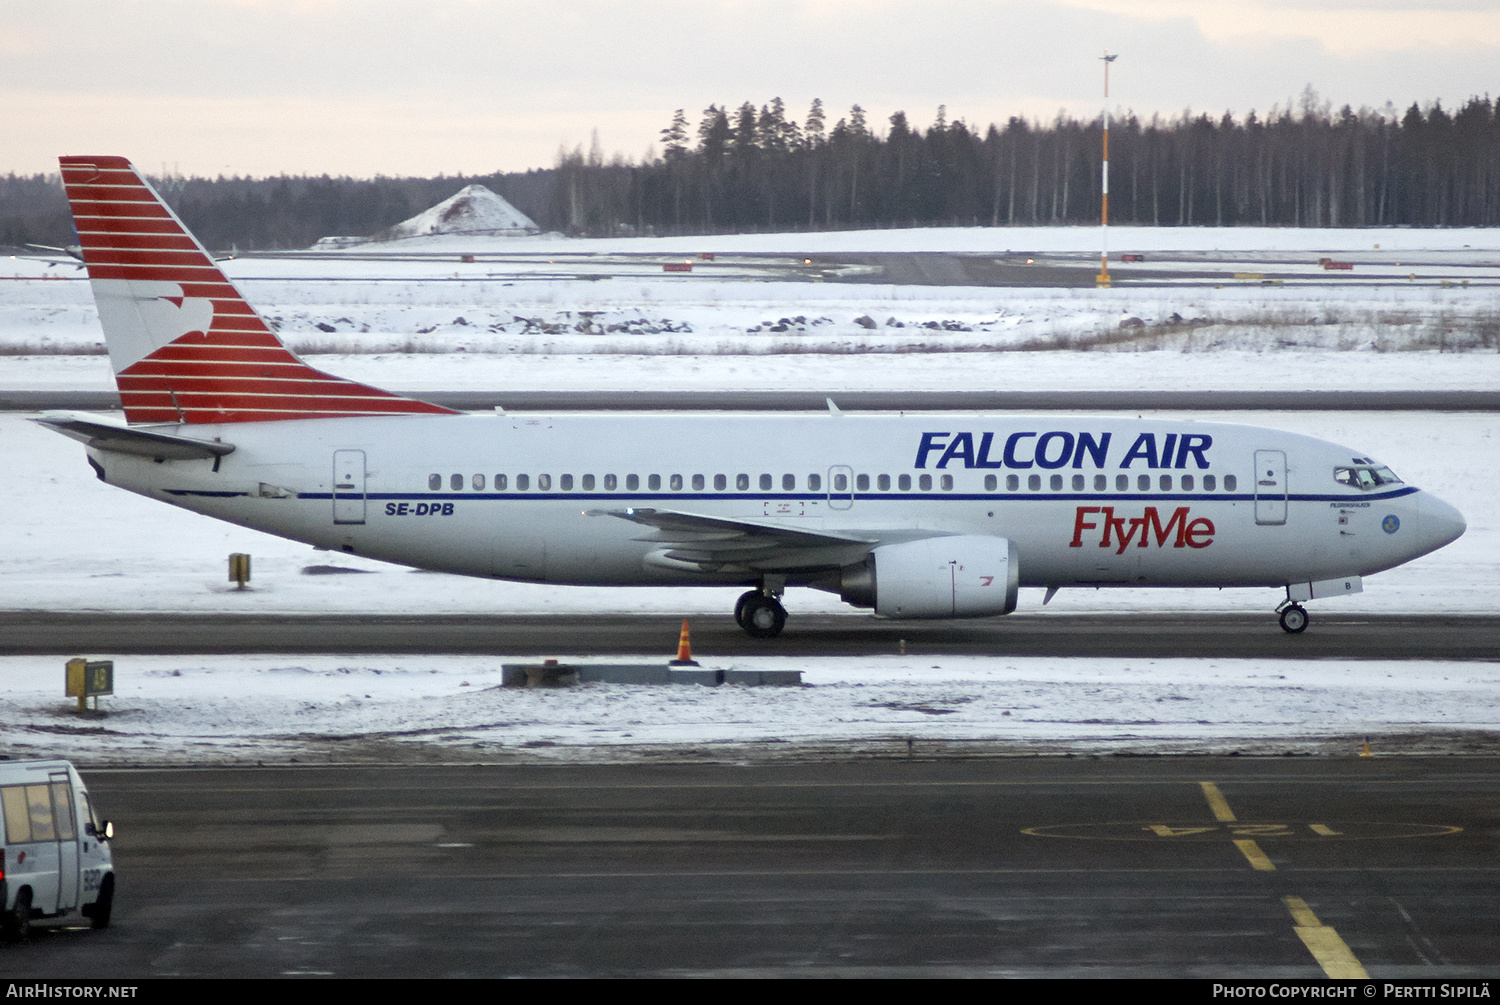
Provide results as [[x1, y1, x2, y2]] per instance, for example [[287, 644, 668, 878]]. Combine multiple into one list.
[[377, 184, 537, 241], [2, 654, 1497, 765]]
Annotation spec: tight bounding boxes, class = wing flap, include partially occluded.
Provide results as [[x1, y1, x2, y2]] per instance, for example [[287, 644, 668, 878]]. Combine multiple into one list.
[[596, 506, 874, 573]]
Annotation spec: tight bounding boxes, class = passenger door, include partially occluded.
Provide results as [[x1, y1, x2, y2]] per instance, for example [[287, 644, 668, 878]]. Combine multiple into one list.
[[332, 449, 367, 525], [1254, 449, 1288, 525]]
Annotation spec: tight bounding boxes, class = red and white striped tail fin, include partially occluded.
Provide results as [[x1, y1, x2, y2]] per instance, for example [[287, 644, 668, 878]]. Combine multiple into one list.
[[59, 156, 455, 424]]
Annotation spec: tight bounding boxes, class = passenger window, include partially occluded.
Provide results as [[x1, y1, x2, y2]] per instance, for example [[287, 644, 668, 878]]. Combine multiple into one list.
[[1006, 474, 1019, 491], [1050, 474, 1063, 491], [714, 474, 727, 491], [692, 474, 705, 491], [1072, 474, 1085, 491], [450, 473, 463, 491], [899, 474, 911, 491], [604, 474, 617, 490], [1137, 474, 1150, 491], [538, 474, 552, 491], [428, 473, 441, 490], [760, 474, 773, 491], [737, 474, 750, 491], [1224, 474, 1237, 491], [878, 474, 891, 491], [2, 786, 31, 843], [1028, 474, 1041, 491], [985, 474, 997, 491], [855, 474, 868, 491], [582, 474, 595, 490], [808, 474, 821, 491], [51, 783, 75, 840], [1160, 475, 1172, 491], [919, 474, 933, 491], [783, 474, 796, 491], [1182, 474, 1194, 490], [560, 474, 573, 491], [516, 474, 530, 491], [669, 474, 683, 490], [649, 474, 662, 491], [495, 474, 508, 490], [1204, 474, 1215, 491], [834, 473, 848, 491], [1116, 474, 1128, 491], [1094, 474, 1106, 491], [472, 474, 485, 490], [940, 475, 953, 491], [626, 474, 639, 490], [26, 784, 55, 842]]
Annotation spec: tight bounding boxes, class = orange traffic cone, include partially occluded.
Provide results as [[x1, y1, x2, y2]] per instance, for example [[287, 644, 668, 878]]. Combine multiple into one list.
[[669, 618, 700, 666]]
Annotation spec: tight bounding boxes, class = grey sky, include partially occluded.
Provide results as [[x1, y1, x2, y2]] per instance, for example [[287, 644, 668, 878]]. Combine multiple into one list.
[[3, 0, 1497, 177]]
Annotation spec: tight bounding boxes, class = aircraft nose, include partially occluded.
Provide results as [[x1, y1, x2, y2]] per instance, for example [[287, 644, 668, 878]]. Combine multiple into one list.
[[1416, 491, 1467, 550]]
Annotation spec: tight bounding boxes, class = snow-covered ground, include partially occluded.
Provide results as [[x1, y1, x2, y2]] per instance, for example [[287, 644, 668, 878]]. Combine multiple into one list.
[[3, 654, 1497, 766], [328, 224, 1500, 256]]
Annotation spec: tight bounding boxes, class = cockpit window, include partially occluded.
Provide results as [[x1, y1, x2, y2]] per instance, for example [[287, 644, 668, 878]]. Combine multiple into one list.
[[1334, 466, 1403, 491]]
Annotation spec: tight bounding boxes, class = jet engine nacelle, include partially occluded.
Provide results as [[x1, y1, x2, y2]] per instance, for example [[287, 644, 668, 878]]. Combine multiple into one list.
[[839, 535, 1020, 619]]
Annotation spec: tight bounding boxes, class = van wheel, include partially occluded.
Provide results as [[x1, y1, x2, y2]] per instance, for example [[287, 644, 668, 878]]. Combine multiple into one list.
[[90, 876, 114, 930], [3, 888, 31, 942]]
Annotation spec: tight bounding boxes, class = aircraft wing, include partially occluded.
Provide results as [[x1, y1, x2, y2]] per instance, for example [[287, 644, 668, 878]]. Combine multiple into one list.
[[35, 412, 236, 461], [593, 506, 875, 573]]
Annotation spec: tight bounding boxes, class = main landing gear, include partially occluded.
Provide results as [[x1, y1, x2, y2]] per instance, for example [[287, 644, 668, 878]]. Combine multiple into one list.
[[1277, 599, 1309, 634], [735, 587, 787, 639]]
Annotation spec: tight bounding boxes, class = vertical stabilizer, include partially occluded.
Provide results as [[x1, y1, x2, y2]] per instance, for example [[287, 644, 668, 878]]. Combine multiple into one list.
[[59, 156, 455, 424]]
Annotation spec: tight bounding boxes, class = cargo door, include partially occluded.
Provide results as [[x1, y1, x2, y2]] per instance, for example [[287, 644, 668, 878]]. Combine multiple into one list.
[[332, 449, 367, 525], [1254, 449, 1287, 525], [49, 773, 79, 911]]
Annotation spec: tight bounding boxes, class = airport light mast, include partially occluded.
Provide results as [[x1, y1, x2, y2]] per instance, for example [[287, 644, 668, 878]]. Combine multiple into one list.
[[1098, 50, 1118, 286]]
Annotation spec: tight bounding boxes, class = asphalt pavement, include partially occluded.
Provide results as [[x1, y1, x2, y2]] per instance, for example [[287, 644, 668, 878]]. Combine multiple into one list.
[[3, 611, 1499, 660], [2, 759, 1496, 978]]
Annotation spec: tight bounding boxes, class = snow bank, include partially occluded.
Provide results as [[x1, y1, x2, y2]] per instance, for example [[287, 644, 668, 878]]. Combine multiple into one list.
[[3, 654, 1496, 765]]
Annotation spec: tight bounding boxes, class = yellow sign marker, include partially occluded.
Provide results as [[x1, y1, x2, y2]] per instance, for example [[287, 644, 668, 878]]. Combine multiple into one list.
[[1283, 897, 1369, 979]]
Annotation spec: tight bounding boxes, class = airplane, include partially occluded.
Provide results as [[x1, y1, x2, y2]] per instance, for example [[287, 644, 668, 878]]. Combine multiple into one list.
[[36, 155, 1467, 638]]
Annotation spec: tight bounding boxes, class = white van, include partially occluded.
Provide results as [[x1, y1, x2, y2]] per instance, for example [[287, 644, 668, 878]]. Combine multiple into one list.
[[0, 760, 114, 941]]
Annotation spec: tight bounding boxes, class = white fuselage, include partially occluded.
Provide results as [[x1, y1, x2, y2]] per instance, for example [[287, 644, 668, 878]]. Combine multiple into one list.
[[84, 411, 1465, 600]]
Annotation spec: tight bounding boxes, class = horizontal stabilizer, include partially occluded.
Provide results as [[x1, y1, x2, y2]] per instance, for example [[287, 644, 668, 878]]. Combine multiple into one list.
[[34, 412, 235, 460]]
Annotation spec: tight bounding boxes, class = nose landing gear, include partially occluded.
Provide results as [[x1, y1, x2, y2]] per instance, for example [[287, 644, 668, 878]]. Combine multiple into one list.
[[1276, 599, 1309, 633], [735, 585, 787, 638]]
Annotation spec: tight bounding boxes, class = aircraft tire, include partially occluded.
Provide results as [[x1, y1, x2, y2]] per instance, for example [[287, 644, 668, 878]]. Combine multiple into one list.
[[742, 596, 787, 639], [733, 590, 759, 629], [1279, 604, 1309, 634]]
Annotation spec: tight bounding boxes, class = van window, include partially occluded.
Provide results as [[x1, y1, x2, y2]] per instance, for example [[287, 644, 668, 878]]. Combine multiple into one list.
[[51, 782, 75, 840], [1, 784, 58, 844], [2, 785, 30, 843]]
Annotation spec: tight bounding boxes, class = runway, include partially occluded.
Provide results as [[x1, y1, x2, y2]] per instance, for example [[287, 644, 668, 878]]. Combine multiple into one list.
[[5, 611, 1499, 659], [4, 760, 1496, 978]]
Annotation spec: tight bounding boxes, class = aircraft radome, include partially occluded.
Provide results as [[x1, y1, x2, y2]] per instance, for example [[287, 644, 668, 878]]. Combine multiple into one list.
[[36, 156, 1467, 637]]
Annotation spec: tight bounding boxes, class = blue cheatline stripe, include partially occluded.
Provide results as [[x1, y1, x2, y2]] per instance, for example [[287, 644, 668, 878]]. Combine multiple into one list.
[[282, 485, 1420, 505]]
